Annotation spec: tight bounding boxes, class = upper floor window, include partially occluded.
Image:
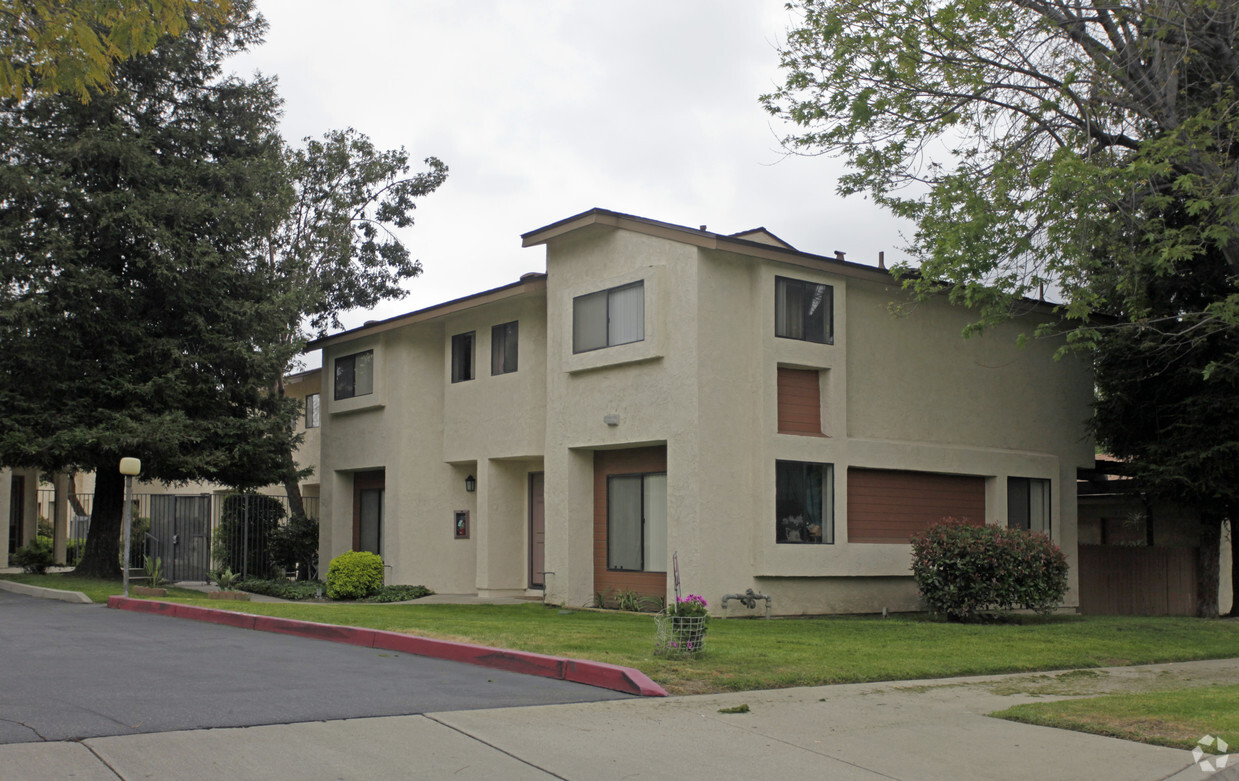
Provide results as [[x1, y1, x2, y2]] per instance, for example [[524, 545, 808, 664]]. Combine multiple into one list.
[[334, 350, 373, 400], [491, 321, 518, 375], [304, 393, 320, 428], [573, 281, 644, 353], [776, 276, 833, 344], [1008, 477, 1051, 535], [451, 331, 475, 383]]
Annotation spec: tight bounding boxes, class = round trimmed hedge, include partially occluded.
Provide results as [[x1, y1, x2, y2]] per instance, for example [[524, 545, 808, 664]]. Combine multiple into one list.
[[325, 550, 384, 600]]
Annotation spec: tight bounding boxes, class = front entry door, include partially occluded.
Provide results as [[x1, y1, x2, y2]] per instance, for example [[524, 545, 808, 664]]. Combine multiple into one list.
[[529, 472, 545, 589], [353, 470, 385, 555]]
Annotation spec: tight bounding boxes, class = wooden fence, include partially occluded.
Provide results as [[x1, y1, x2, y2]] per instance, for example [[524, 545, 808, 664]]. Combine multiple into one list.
[[1077, 545, 1197, 616]]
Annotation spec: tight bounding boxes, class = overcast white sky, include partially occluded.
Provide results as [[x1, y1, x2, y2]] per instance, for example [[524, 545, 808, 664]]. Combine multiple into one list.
[[230, 1, 911, 358]]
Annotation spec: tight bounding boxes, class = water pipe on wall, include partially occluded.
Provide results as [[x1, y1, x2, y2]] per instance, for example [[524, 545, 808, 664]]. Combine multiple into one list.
[[721, 588, 772, 619]]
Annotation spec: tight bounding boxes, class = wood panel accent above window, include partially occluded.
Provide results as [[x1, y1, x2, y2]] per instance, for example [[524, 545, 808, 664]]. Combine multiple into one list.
[[847, 468, 985, 543], [777, 367, 824, 436]]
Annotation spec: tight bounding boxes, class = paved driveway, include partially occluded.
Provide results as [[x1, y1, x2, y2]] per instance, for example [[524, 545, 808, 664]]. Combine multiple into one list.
[[0, 590, 630, 744]]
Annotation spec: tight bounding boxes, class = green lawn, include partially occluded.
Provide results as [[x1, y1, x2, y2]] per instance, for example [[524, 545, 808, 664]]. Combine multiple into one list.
[[7, 573, 1239, 696], [157, 599, 1239, 695], [0, 573, 205, 604], [995, 684, 1239, 752]]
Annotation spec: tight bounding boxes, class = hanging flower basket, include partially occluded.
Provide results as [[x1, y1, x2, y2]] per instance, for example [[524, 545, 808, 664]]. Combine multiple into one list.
[[654, 594, 709, 657]]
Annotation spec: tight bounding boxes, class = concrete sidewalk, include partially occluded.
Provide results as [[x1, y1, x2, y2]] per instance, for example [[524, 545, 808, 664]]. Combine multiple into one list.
[[4, 660, 1235, 780]]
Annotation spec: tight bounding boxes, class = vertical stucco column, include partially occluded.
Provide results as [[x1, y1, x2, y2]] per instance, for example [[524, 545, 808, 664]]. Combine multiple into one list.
[[475, 461, 526, 597], [543, 447, 594, 607], [1058, 461, 1081, 610], [52, 472, 69, 564], [322, 470, 352, 564]]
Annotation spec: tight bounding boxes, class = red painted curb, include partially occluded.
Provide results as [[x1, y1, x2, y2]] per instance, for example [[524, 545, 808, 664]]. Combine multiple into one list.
[[106, 598, 667, 697]]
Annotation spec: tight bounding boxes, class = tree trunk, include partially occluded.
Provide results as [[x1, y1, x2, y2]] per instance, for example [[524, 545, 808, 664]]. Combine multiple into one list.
[[1196, 510, 1221, 619], [1227, 516, 1238, 617], [66, 470, 88, 518], [275, 372, 306, 520], [72, 466, 125, 579]]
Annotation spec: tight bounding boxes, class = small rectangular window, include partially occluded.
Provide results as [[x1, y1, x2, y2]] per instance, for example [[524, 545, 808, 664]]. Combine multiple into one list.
[[776, 460, 834, 544], [451, 332, 475, 383], [776, 276, 833, 344], [573, 281, 644, 353], [491, 321, 518, 375], [334, 350, 374, 400], [1008, 477, 1051, 534], [304, 393, 320, 428]]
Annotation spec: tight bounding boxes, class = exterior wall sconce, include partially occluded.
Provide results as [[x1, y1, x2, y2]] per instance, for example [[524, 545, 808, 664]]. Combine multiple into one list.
[[603, 414, 620, 426], [119, 457, 141, 598], [464, 474, 476, 493]]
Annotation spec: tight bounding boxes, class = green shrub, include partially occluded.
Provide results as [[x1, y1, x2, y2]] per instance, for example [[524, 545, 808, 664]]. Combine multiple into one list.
[[366, 584, 432, 603], [12, 537, 56, 574], [268, 512, 319, 580], [238, 578, 324, 600], [911, 519, 1068, 622], [325, 551, 384, 600], [212, 493, 286, 578]]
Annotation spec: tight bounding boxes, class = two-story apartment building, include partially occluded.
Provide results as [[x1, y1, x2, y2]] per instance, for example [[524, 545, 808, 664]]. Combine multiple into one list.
[[312, 208, 1095, 616]]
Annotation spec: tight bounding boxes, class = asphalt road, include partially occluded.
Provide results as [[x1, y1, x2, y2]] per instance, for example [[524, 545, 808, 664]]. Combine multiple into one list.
[[0, 590, 630, 745]]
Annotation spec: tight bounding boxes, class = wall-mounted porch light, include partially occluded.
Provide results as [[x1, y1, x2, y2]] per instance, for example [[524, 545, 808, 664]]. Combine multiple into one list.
[[464, 474, 476, 493]]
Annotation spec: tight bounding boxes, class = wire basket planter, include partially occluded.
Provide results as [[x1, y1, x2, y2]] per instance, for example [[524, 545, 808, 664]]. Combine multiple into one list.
[[654, 613, 708, 657]]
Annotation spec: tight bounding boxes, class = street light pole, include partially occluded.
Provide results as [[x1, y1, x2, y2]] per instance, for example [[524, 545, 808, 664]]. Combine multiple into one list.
[[119, 457, 141, 597]]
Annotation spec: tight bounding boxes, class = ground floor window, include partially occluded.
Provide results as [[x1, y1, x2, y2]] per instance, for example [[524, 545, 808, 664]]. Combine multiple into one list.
[[607, 472, 667, 572], [1008, 476, 1051, 535], [776, 460, 834, 544]]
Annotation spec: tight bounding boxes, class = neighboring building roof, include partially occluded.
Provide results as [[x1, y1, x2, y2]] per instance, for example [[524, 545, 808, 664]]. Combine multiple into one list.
[[308, 272, 547, 351]]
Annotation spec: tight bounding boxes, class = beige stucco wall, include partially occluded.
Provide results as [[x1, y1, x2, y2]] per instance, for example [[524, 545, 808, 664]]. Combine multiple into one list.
[[311, 217, 1096, 616], [319, 285, 548, 594], [535, 225, 1095, 616]]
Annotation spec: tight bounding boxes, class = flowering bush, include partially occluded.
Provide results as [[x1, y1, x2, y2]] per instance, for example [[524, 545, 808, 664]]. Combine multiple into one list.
[[668, 594, 709, 618], [657, 594, 709, 656], [911, 519, 1068, 622]]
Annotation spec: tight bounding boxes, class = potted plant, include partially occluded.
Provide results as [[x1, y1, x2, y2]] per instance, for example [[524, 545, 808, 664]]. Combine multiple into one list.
[[132, 555, 168, 597], [655, 594, 709, 657], [208, 567, 250, 600]]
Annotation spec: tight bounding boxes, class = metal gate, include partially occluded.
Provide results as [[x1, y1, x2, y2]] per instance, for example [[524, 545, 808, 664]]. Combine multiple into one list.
[[148, 495, 212, 582]]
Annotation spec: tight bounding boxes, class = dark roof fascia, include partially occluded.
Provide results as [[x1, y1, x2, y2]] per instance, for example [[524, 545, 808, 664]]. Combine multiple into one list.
[[308, 273, 547, 352], [520, 208, 896, 285]]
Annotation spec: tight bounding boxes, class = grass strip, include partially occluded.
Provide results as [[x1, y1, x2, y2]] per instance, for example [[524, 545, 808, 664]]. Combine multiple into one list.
[[147, 599, 1239, 695], [994, 684, 1239, 752], [0, 573, 205, 603]]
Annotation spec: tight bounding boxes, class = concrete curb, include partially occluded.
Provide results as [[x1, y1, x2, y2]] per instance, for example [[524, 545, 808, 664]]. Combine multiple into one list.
[[106, 597, 667, 697], [0, 579, 92, 604]]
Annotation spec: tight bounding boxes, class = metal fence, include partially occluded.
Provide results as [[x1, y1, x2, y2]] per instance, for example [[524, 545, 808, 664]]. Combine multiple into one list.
[[35, 490, 319, 581]]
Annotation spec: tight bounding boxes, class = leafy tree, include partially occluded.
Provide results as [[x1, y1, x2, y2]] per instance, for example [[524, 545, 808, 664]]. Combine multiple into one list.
[[265, 130, 447, 516], [0, 1, 298, 578], [764, 1, 1239, 616], [1, 0, 234, 101]]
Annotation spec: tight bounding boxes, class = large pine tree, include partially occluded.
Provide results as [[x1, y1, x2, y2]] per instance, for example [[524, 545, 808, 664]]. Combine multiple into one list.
[[0, 1, 298, 578]]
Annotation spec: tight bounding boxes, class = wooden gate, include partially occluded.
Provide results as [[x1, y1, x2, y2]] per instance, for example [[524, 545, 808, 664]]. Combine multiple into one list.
[[1077, 545, 1197, 615]]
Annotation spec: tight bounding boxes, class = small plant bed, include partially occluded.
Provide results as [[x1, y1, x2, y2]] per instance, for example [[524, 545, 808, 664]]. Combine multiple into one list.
[[0, 573, 205, 603], [239, 578, 325, 601], [234, 579, 432, 603], [993, 684, 1239, 753]]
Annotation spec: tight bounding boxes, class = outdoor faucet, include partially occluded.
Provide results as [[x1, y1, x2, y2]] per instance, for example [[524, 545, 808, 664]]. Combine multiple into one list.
[[721, 588, 772, 619]]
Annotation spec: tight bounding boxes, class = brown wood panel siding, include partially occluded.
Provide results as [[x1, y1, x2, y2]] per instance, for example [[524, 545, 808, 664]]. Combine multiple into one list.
[[1078, 545, 1197, 615], [777, 367, 823, 436], [352, 470, 385, 550], [847, 468, 986, 543], [593, 446, 667, 602]]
